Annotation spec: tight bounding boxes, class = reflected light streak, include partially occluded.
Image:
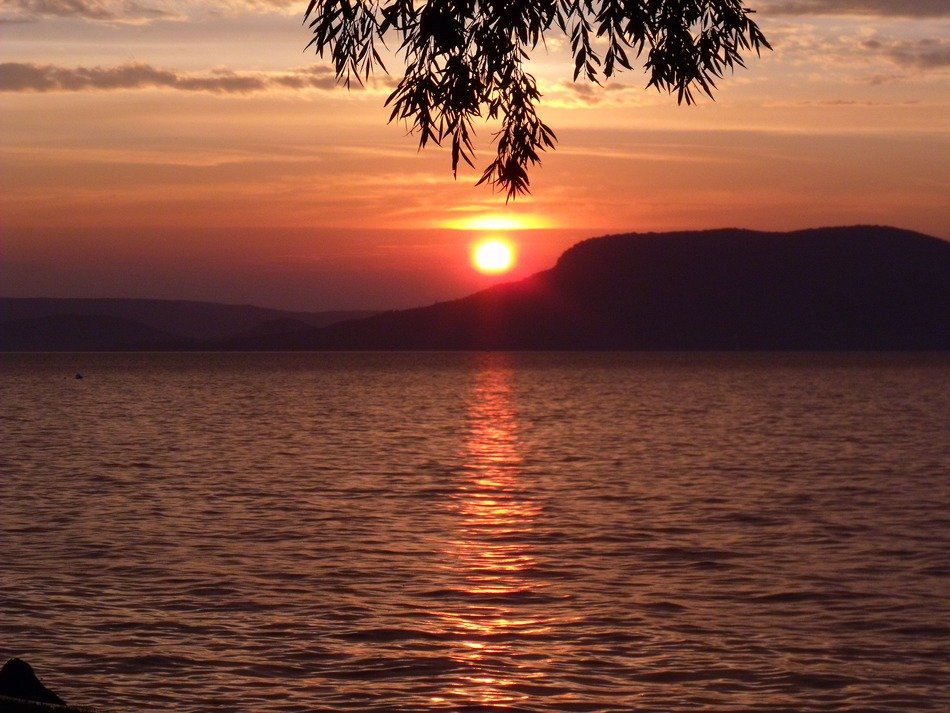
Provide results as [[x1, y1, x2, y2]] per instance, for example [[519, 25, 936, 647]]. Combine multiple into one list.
[[432, 356, 551, 708]]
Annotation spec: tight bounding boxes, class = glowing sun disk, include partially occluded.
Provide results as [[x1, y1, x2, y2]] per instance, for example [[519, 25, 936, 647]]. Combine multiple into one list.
[[473, 240, 515, 274]]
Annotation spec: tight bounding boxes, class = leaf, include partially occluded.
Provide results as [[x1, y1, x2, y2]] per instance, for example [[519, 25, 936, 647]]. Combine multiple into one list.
[[303, 0, 771, 199]]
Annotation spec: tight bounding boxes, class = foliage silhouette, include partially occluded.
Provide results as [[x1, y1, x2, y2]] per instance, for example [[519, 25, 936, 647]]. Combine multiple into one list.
[[304, 0, 771, 198]]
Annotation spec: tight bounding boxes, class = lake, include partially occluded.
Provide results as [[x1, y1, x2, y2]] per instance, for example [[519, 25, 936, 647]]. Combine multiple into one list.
[[1, 352, 948, 712]]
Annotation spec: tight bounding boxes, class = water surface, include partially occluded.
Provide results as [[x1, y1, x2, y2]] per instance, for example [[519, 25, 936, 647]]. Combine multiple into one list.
[[1, 352, 948, 711]]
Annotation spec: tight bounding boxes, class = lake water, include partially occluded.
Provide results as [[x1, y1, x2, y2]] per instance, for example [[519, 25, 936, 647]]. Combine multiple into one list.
[[1, 352, 948, 712]]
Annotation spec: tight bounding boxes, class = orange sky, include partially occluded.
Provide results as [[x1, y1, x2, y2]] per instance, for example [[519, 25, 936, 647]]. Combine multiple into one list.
[[2, 1, 948, 309]]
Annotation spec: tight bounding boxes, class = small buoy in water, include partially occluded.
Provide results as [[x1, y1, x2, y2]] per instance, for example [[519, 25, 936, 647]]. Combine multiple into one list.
[[75, 373, 83, 380]]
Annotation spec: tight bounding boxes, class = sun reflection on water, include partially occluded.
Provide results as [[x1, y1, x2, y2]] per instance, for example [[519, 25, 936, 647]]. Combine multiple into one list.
[[432, 356, 550, 708]]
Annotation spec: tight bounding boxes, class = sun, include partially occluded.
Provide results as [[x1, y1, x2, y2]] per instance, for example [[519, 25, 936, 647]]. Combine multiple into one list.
[[472, 239, 515, 274]]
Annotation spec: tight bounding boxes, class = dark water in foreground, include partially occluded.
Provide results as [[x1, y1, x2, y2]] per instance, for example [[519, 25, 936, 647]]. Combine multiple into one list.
[[1, 352, 948, 712]]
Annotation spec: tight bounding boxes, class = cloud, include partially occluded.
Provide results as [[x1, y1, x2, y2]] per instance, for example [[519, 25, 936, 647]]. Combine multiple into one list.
[[2, 0, 177, 22], [861, 37, 950, 70], [765, 23, 949, 83], [1, 0, 307, 24], [228, 0, 298, 7], [544, 79, 660, 109], [0, 62, 357, 93], [759, 1, 950, 17], [764, 98, 924, 107]]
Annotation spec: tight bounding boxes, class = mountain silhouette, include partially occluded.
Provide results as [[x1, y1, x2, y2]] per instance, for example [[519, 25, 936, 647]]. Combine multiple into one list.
[[3, 227, 946, 351], [0, 314, 185, 351], [228, 226, 948, 350], [0, 299, 375, 350]]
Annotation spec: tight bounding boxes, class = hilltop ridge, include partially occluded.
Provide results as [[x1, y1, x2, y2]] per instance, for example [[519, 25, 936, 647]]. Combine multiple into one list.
[[250, 225, 948, 350], [3, 226, 947, 351]]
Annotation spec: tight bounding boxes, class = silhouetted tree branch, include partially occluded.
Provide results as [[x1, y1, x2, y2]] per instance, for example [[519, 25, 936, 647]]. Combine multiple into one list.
[[304, 0, 770, 199]]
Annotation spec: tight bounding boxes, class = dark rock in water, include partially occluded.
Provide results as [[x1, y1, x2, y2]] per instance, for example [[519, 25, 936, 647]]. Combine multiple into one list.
[[0, 658, 65, 706], [74, 373, 83, 380]]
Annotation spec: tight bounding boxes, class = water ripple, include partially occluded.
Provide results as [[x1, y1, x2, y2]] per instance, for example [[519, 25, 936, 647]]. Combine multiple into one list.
[[1, 352, 948, 712]]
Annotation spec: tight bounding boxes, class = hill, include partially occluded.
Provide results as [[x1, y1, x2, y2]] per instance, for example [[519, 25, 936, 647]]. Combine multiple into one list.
[[0, 314, 184, 351], [230, 226, 948, 350], [3, 227, 946, 351], [0, 298, 375, 350]]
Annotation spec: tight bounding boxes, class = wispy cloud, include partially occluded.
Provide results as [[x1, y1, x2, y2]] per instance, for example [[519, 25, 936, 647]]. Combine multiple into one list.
[[862, 37, 950, 71], [764, 98, 925, 107], [229, 0, 298, 8], [2, 0, 178, 23], [0, 0, 305, 24], [543, 79, 661, 109], [0, 62, 380, 93], [765, 22, 950, 85], [759, 1, 950, 18]]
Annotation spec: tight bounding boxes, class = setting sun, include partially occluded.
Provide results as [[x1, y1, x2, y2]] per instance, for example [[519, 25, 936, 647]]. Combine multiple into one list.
[[472, 239, 515, 274]]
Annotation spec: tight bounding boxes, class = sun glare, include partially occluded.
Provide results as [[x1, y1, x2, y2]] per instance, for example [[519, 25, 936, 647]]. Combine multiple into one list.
[[445, 213, 553, 231], [473, 239, 515, 274]]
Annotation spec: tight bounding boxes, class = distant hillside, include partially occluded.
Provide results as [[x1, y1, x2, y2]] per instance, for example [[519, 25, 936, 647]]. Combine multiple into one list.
[[0, 298, 375, 350], [3, 227, 946, 351], [0, 314, 184, 351], [229, 226, 949, 351]]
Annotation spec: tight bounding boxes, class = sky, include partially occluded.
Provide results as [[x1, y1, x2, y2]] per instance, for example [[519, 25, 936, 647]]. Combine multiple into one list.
[[2, 0, 948, 310]]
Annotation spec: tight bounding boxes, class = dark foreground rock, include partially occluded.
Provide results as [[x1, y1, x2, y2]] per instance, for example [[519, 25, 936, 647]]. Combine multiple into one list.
[[0, 696, 81, 712], [0, 659, 65, 706]]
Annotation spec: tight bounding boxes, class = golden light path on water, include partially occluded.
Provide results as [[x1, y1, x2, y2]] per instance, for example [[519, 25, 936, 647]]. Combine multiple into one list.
[[431, 358, 550, 708]]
